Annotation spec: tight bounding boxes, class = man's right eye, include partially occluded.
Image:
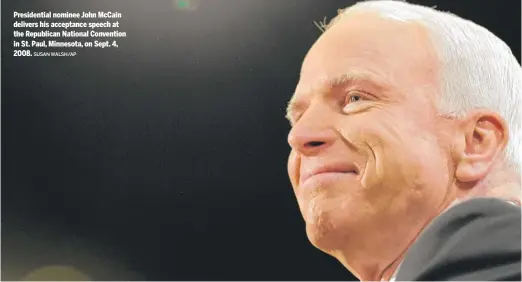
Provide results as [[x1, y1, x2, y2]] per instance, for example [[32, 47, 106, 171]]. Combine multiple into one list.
[[344, 90, 367, 105], [349, 94, 362, 103], [342, 90, 374, 114]]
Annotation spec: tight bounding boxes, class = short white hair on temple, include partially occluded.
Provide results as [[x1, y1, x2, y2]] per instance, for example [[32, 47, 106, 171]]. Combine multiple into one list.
[[321, 0, 522, 173]]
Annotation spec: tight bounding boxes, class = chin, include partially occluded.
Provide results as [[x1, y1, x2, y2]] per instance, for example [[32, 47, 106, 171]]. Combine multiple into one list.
[[301, 196, 361, 254], [304, 211, 344, 253]]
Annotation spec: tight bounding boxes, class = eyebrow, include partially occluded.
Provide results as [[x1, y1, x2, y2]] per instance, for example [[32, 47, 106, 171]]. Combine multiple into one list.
[[285, 70, 386, 123]]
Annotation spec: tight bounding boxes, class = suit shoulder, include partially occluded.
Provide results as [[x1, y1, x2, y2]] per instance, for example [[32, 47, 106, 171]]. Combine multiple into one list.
[[397, 198, 521, 281]]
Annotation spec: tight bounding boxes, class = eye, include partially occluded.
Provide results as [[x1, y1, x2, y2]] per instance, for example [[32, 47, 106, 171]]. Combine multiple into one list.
[[349, 95, 362, 103], [344, 91, 366, 105], [342, 91, 372, 113]]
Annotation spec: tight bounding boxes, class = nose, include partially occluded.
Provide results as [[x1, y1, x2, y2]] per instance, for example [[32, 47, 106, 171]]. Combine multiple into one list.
[[287, 105, 337, 156]]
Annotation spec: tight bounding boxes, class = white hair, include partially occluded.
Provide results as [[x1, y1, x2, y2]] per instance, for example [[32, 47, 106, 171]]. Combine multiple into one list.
[[319, 0, 522, 174]]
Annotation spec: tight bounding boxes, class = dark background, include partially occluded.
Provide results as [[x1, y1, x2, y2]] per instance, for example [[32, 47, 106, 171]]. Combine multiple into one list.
[[2, 0, 520, 280]]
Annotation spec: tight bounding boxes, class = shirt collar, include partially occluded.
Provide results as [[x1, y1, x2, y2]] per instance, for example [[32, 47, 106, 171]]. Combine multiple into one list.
[[389, 261, 402, 281]]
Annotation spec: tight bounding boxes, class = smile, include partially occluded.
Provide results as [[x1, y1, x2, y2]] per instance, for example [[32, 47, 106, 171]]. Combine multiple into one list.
[[300, 164, 359, 186]]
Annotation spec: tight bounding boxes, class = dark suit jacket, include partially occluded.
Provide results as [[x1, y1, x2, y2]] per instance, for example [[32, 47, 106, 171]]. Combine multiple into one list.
[[396, 198, 521, 281]]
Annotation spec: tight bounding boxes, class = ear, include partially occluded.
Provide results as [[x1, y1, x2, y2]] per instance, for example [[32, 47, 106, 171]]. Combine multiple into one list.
[[454, 111, 509, 183]]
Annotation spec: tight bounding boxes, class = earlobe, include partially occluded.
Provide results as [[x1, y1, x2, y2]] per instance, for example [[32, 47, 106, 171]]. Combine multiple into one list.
[[455, 159, 488, 182], [454, 112, 508, 183]]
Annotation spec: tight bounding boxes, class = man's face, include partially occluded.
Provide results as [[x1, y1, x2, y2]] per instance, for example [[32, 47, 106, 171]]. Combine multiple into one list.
[[287, 12, 456, 254]]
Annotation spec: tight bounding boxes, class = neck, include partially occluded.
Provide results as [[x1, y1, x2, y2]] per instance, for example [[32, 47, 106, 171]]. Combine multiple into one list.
[[334, 241, 409, 281], [467, 182, 521, 206], [335, 194, 459, 281], [379, 254, 404, 281], [332, 216, 437, 281]]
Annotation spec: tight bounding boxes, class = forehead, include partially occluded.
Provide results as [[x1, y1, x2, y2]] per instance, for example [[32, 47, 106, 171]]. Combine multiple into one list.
[[295, 11, 439, 100]]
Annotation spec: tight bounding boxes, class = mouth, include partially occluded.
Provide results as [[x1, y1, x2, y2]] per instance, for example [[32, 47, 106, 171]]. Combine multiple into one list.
[[300, 164, 359, 186]]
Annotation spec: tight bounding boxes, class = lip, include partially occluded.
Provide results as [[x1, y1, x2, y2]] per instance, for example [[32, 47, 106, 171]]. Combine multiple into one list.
[[300, 163, 359, 186]]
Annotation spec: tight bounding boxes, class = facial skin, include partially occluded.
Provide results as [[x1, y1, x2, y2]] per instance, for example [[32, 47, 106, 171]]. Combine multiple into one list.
[[286, 11, 510, 281]]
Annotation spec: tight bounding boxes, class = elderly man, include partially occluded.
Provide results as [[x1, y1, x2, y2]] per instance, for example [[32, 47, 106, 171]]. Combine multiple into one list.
[[286, 1, 521, 281]]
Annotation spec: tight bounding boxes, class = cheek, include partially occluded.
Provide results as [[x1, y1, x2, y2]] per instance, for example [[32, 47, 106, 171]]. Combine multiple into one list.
[[355, 110, 450, 196], [287, 150, 300, 190]]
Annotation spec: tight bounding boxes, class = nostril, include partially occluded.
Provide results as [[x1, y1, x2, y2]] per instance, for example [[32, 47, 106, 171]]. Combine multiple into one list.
[[306, 141, 325, 147]]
